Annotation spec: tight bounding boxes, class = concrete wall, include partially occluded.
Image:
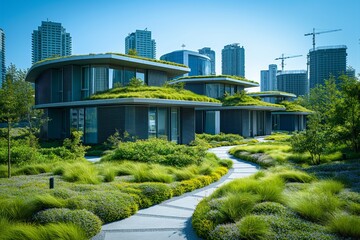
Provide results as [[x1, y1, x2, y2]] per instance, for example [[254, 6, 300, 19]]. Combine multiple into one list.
[[148, 70, 168, 86], [184, 83, 205, 95], [98, 106, 126, 143], [181, 108, 195, 144]]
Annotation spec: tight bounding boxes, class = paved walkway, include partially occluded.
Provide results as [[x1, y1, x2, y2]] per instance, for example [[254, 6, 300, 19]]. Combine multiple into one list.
[[93, 146, 259, 240]]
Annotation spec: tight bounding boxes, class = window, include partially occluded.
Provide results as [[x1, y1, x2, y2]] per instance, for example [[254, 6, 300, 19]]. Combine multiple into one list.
[[70, 108, 85, 134], [136, 69, 146, 84], [148, 107, 180, 142], [158, 108, 168, 139], [170, 108, 179, 143], [148, 107, 157, 138], [85, 108, 97, 144]]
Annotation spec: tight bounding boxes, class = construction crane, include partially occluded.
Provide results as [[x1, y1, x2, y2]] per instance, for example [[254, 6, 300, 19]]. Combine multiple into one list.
[[304, 28, 342, 51], [275, 54, 302, 71]]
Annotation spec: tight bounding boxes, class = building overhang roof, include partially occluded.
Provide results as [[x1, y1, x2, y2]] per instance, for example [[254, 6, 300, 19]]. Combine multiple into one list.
[[271, 111, 311, 115], [26, 53, 190, 83], [248, 92, 296, 98], [196, 105, 286, 111], [34, 98, 222, 109], [171, 76, 259, 88]]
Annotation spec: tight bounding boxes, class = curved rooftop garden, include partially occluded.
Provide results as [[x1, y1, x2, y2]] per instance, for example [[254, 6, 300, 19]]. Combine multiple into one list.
[[177, 75, 258, 85], [222, 92, 284, 108], [248, 91, 296, 97], [279, 101, 313, 112], [33, 53, 188, 68], [89, 84, 220, 103]]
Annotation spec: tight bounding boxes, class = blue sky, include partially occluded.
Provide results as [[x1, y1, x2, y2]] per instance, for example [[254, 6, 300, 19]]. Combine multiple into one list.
[[1, 0, 359, 84]]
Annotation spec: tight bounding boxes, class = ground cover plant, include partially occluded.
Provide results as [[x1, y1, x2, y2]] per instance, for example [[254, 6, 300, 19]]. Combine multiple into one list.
[[0, 137, 230, 239], [192, 165, 360, 239], [193, 133, 258, 148], [222, 91, 285, 108]]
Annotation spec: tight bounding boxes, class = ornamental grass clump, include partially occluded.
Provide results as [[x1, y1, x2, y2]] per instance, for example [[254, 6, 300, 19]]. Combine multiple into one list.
[[236, 214, 272, 240], [55, 161, 101, 184], [328, 213, 360, 238]]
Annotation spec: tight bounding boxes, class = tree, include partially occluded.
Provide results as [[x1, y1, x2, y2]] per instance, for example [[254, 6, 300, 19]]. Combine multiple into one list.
[[334, 76, 360, 152], [0, 64, 34, 177], [291, 114, 329, 165]]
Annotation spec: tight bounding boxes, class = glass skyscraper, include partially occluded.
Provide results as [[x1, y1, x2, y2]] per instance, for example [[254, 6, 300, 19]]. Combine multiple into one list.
[[160, 50, 211, 77], [32, 21, 72, 64], [260, 64, 278, 92], [222, 43, 245, 77], [198, 47, 215, 75], [309, 45, 347, 89], [125, 29, 156, 59], [0, 28, 5, 85], [277, 70, 308, 97]]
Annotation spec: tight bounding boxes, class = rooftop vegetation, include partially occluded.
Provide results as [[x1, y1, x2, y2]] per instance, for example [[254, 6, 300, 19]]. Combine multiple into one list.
[[221, 92, 284, 108], [280, 101, 313, 112], [248, 91, 296, 96], [89, 83, 220, 103], [33, 53, 188, 68], [177, 75, 258, 85]]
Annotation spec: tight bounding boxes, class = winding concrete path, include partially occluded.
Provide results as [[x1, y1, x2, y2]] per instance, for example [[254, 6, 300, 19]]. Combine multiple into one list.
[[93, 146, 259, 240]]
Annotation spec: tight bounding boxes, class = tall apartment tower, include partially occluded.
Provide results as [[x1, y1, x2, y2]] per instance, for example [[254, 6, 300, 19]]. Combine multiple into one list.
[[199, 47, 215, 75], [277, 70, 308, 97], [32, 21, 72, 64], [222, 43, 245, 77], [125, 29, 156, 59], [0, 28, 5, 85], [260, 64, 278, 91], [309, 45, 347, 89]]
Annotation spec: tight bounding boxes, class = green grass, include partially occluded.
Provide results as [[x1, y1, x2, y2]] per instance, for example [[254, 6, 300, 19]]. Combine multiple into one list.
[[237, 214, 272, 240], [177, 74, 259, 84], [89, 85, 220, 102], [264, 132, 292, 141], [55, 162, 101, 184], [279, 101, 313, 112], [328, 213, 360, 238], [222, 92, 285, 108]]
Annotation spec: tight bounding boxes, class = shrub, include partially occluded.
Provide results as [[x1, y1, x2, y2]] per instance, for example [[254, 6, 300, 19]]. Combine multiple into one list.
[[33, 208, 102, 238], [209, 223, 241, 240], [275, 170, 315, 183], [104, 138, 205, 167], [311, 179, 344, 194], [252, 202, 293, 216], [195, 133, 245, 147], [172, 168, 196, 181], [236, 214, 272, 240], [192, 199, 215, 239], [67, 191, 138, 223], [134, 182, 173, 207], [218, 159, 233, 168], [328, 213, 360, 238]]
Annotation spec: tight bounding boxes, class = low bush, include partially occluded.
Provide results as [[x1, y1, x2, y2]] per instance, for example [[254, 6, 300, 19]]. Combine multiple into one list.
[[209, 223, 241, 240], [13, 164, 51, 175], [33, 208, 102, 238], [134, 182, 173, 207], [218, 159, 233, 169], [195, 133, 246, 147], [328, 213, 360, 238], [192, 199, 215, 239], [103, 138, 206, 167], [264, 133, 291, 141], [236, 214, 272, 240], [252, 202, 293, 216], [67, 191, 138, 223]]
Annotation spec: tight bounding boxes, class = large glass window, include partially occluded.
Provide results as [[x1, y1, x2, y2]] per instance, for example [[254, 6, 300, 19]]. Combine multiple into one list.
[[70, 108, 84, 134], [81, 67, 90, 99], [148, 107, 157, 138], [136, 69, 146, 84], [124, 67, 135, 85], [112, 68, 123, 87], [92, 67, 108, 93], [158, 108, 168, 139], [85, 108, 97, 144], [170, 108, 179, 143]]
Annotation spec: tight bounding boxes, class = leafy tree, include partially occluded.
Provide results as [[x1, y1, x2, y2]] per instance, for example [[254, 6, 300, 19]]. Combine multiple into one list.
[[334, 76, 360, 152], [291, 114, 329, 165], [128, 77, 144, 87], [0, 64, 34, 177], [63, 131, 90, 158]]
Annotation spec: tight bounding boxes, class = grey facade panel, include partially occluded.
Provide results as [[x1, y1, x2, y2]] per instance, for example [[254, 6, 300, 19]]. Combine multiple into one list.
[[220, 110, 243, 135], [47, 108, 63, 139], [72, 65, 81, 101], [36, 70, 52, 104], [279, 115, 296, 131], [124, 106, 148, 140], [97, 106, 126, 143], [242, 110, 250, 137], [147, 69, 167, 86], [63, 65, 72, 102], [265, 111, 272, 135], [185, 83, 205, 95], [195, 110, 204, 133], [181, 108, 195, 144]]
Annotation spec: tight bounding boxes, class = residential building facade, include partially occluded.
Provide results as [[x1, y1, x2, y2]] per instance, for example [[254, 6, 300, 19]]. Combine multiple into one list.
[[160, 50, 211, 77], [25, 53, 220, 144], [125, 29, 156, 59], [222, 43, 245, 77], [309, 45, 347, 89], [32, 21, 72, 64], [0, 28, 5, 85], [277, 70, 308, 97], [198, 47, 216, 75]]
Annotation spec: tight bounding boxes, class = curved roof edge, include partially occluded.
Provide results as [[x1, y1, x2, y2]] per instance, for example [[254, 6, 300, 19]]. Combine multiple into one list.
[[248, 91, 296, 98], [171, 75, 259, 88], [26, 53, 190, 83]]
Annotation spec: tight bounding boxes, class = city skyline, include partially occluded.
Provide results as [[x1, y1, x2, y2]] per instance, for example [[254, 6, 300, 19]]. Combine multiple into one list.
[[1, 0, 359, 86]]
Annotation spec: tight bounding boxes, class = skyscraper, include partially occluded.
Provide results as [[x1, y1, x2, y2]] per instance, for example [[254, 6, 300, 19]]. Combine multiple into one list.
[[222, 43, 245, 77], [32, 20, 72, 64], [198, 47, 215, 75], [309, 45, 347, 89], [125, 29, 156, 59], [160, 50, 211, 77], [0, 28, 5, 85], [277, 70, 308, 97], [260, 64, 278, 91]]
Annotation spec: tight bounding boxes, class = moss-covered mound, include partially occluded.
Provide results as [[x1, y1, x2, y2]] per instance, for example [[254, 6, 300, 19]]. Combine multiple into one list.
[[89, 86, 220, 103], [280, 101, 312, 112], [222, 92, 284, 108]]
